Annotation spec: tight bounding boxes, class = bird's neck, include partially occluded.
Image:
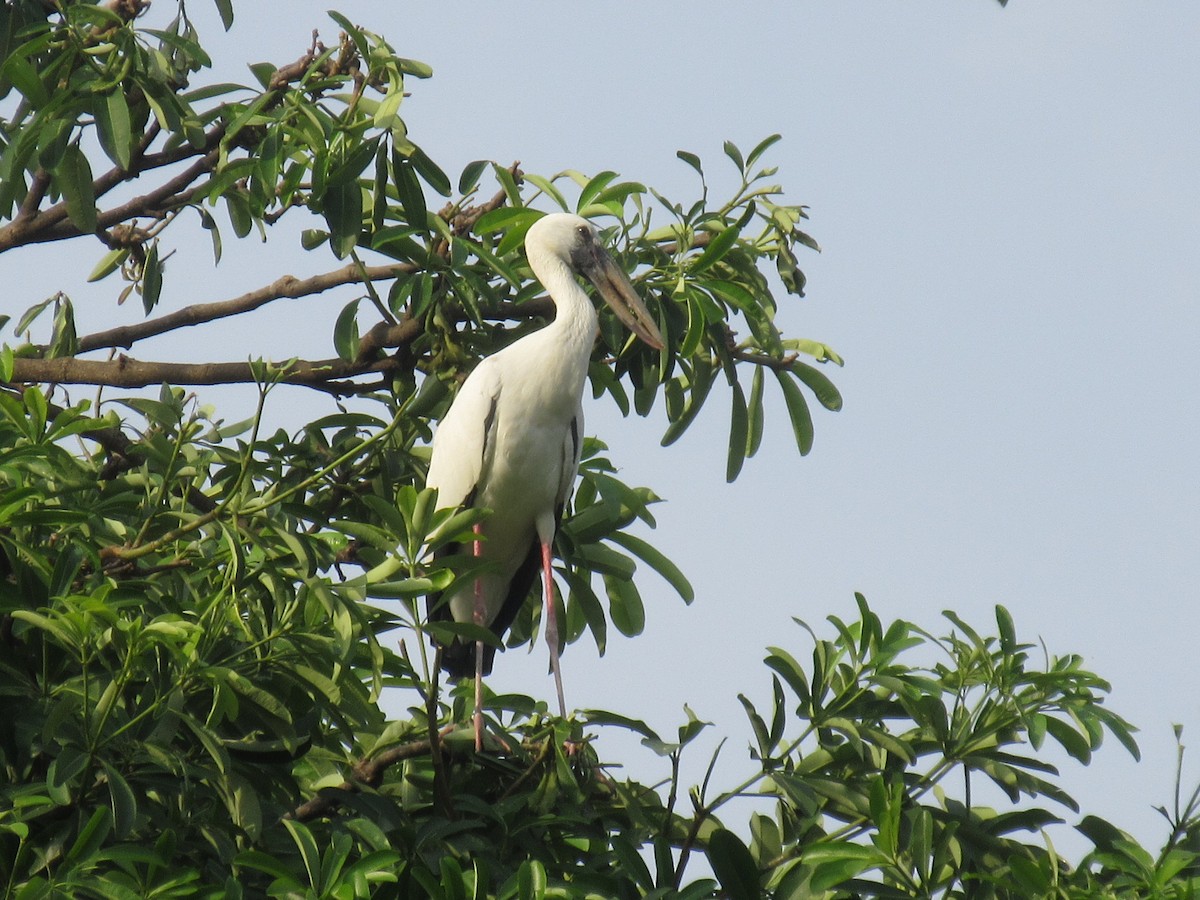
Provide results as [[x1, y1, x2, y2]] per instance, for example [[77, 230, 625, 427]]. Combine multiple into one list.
[[529, 251, 599, 360]]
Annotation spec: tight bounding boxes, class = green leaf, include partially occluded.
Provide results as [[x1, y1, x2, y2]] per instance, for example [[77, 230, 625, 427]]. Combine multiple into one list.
[[1043, 715, 1092, 764], [996, 603, 1016, 653], [805, 842, 883, 892], [765, 646, 811, 707], [726, 377, 748, 483], [55, 144, 97, 234], [692, 223, 741, 274], [323, 178, 362, 258], [676, 149, 704, 179], [474, 206, 538, 236], [373, 88, 403, 131], [393, 151, 428, 230], [492, 162, 524, 206], [100, 761, 137, 838], [301, 228, 328, 250], [789, 360, 842, 412], [707, 829, 760, 900], [775, 370, 814, 455], [746, 133, 782, 170], [661, 358, 716, 447], [15, 297, 55, 335], [605, 572, 645, 637], [283, 819, 322, 889], [333, 298, 361, 361], [409, 146, 451, 197], [723, 140, 745, 172], [88, 248, 129, 283], [224, 190, 252, 239], [141, 242, 163, 314], [577, 170, 619, 211], [746, 365, 765, 457], [212, 0, 234, 29], [64, 807, 112, 867], [607, 531, 693, 602], [94, 89, 132, 171], [524, 173, 568, 210], [458, 159, 489, 195], [517, 860, 546, 900], [583, 709, 662, 743], [564, 568, 606, 652]]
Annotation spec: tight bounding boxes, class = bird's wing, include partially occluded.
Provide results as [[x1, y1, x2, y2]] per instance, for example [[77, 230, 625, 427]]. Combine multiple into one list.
[[425, 359, 502, 511], [556, 401, 584, 513]]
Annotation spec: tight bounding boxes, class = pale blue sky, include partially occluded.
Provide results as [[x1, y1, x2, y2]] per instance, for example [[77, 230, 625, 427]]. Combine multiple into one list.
[[8, 0, 1198, 858]]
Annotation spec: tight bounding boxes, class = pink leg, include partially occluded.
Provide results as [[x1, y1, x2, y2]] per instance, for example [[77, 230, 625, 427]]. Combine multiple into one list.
[[473, 523, 484, 751], [541, 542, 567, 718]]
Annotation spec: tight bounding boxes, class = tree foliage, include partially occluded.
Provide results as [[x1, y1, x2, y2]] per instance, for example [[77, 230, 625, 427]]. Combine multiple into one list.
[[1, 1, 1198, 897]]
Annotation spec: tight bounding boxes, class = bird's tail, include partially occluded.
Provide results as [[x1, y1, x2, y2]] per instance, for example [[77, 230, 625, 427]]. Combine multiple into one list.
[[440, 640, 498, 679]]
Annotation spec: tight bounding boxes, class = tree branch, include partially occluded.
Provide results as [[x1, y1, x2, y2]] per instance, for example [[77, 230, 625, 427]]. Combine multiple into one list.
[[285, 727, 454, 822], [8, 346, 420, 390], [16, 170, 51, 221], [0, 148, 220, 252], [76, 263, 418, 353], [10, 292, 556, 391]]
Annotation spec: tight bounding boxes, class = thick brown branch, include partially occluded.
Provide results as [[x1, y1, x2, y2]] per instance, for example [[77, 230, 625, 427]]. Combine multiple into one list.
[[0, 149, 219, 252], [10, 295, 559, 391], [16, 170, 51, 221], [77, 263, 417, 353], [8, 348, 418, 389]]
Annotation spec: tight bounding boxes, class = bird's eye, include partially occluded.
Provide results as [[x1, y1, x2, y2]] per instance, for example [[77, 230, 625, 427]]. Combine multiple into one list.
[[576, 225, 590, 239]]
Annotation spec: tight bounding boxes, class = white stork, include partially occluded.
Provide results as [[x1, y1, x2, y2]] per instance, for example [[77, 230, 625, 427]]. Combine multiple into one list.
[[425, 212, 663, 748]]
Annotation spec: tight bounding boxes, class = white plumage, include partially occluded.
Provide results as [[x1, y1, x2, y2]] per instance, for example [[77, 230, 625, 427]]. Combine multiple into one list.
[[425, 213, 663, 746]]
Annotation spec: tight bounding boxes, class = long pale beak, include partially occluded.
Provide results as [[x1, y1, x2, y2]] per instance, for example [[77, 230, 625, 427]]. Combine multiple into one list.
[[581, 249, 665, 350]]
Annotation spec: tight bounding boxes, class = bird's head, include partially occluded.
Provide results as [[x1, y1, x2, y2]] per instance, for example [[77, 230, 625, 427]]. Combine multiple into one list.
[[525, 213, 665, 351]]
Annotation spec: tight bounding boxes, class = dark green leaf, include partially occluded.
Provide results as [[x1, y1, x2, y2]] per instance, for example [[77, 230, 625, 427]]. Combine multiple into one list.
[[676, 150, 704, 179], [605, 572, 645, 637], [212, 0, 234, 29], [474, 206, 539, 236], [726, 377, 748, 483], [94, 89, 132, 171], [142, 243, 163, 314], [100, 761, 137, 839], [577, 170, 619, 211], [225, 190, 253, 239], [789, 361, 842, 412], [333, 298, 361, 361], [775, 370, 814, 455], [706, 829, 760, 900], [410, 144, 451, 197], [746, 365, 765, 457], [746, 134, 782, 170], [323, 178, 362, 258], [723, 140, 745, 172], [393, 151, 428, 232], [55, 144, 97, 234], [692, 224, 741, 274], [607, 531, 693, 602], [458, 159, 489, 195], [583, 709, 662, 743]]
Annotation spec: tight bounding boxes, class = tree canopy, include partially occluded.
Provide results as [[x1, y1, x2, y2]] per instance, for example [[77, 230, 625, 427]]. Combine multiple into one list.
[[1, 2, 1197, 897]]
